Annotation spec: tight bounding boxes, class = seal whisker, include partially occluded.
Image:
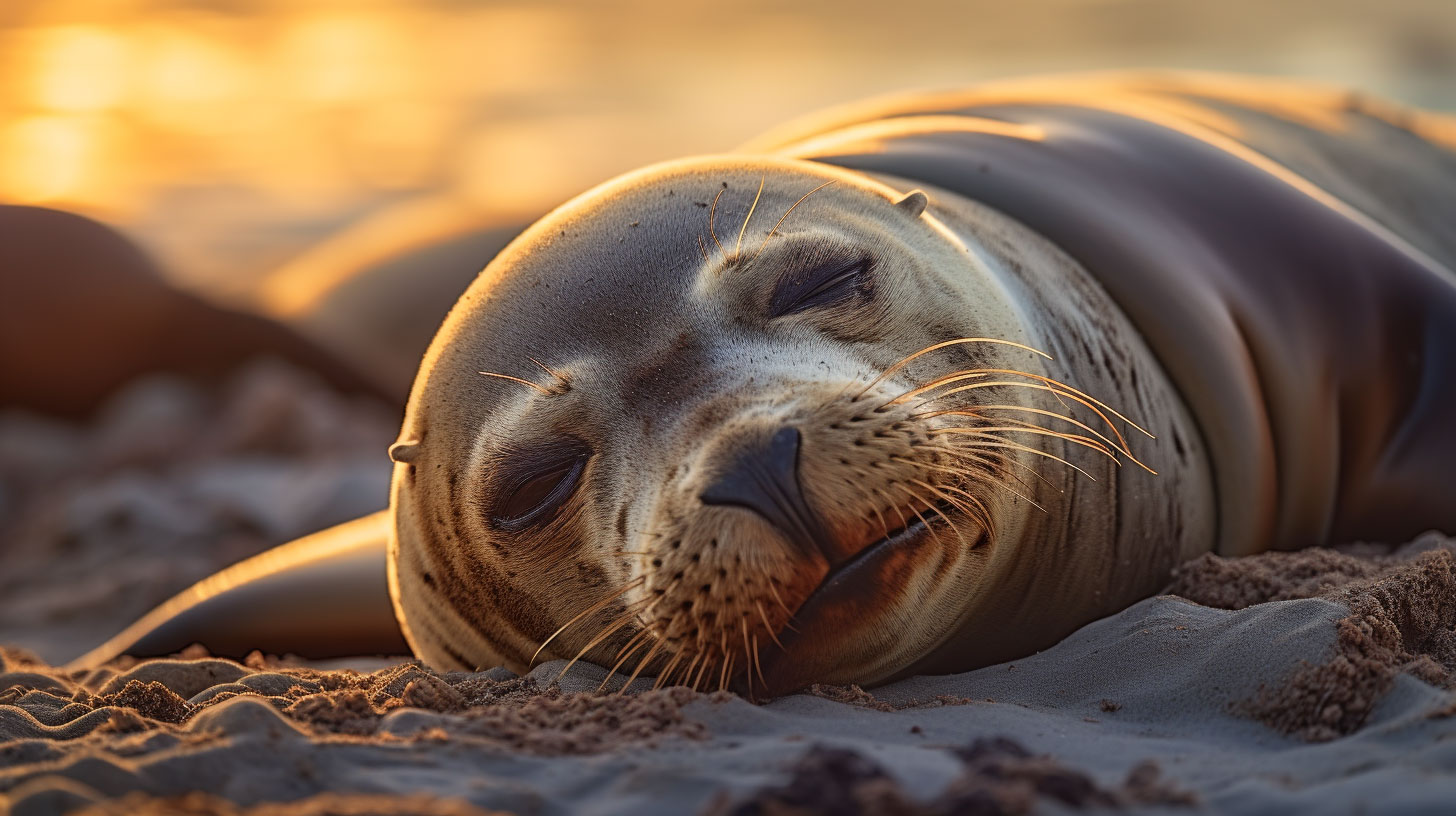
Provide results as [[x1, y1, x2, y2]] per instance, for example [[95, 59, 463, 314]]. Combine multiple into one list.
[[477, 370, 554, 396], [620, 637, 665, 694], [751, 632, 768, 689], [718, 651, 735, 693], [754, 600, 787, 651], [697, 234, 710, 263], [908, 478, 974, 539], [598, 629, 653, 693], [734, 175, 766, 261], [739, 618, 756, 696], [652, 649, 685, 691], [899, 456, 1046, 514], [855, 337, 1054, 400], [526, 356, 570, 390], [708, 188, 726, 257], [840, 474, 893, 541], [887, 483, 945, 546], [681, 651, 705, 691], [920, 404, 1155, 472], [922, 378, 1144, 454], [755, 179, 837, 259], [691, 652, 714, 691], [952, 424, 1122, 464], [556, 598, 651, 682], [910, 476, 996, 536], [531, 575, 645, 666], [936, 367, 1154, 442], [937, 434, 1098, 481]]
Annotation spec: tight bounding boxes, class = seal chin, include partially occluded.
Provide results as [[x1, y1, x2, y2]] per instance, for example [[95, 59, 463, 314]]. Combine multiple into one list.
[[754, 498, 976, 697]]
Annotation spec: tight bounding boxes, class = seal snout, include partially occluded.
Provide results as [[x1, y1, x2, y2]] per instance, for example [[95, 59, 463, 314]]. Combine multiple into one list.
[[699, 426, 836, 563]]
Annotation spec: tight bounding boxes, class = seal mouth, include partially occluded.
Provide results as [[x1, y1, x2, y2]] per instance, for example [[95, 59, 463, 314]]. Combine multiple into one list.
[[811, 498, 965, 606], [754, 497, 978, 695]]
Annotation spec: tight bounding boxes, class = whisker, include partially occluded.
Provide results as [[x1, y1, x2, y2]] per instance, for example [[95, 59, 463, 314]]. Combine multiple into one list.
[[855, 337, 1053, 400], [755, 600, 787, 651], [598, 629, 653, 693], [621, 638, 665, 694], [708, 188, 726, 257], [935, 433, 1098, 481], [679, 652, 704, 691], [691, 652, 714, 691], [953, 424, 1121, 464], [751, 633, 768, 689], [478, 370, 553, 395], [718, 651, 735, 693], [653, 649, 685, 691], [910, 476, 997, 535], [734, 175, 765, 260], [531, 576, 645, 665], [899, 456, 1046, 514], [888, 483, 944, 547], [755, 179, 837, 258], [740, 618, 755, 697], [697, 234, 710, 263], [920, 404, 1150, 470], [922, 379, 1138, 452], [555, 599, 649, 681]]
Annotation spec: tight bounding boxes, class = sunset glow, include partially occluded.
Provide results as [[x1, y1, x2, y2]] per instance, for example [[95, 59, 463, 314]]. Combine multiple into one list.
[[0, 1, 1448, 299]]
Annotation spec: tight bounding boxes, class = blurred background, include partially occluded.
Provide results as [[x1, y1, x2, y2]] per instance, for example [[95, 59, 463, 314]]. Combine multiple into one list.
[[2, 0, 1453, 307], [2, 0, 1454, 661]]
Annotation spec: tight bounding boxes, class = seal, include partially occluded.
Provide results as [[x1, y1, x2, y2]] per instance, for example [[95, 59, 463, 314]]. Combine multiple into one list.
[[72, 74, 1456, 698], [0, 205, 388, 418]]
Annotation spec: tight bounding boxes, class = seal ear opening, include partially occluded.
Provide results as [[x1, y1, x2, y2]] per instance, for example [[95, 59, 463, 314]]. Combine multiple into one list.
[[893, 190, 929, 218]]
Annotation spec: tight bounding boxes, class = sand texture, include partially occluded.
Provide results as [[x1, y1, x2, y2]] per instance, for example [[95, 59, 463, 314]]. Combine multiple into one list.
[[1, 538, 1453, 815]]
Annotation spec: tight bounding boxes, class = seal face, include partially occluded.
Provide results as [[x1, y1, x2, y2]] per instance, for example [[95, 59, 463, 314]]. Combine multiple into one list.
[[387, 156, 1208, 696]]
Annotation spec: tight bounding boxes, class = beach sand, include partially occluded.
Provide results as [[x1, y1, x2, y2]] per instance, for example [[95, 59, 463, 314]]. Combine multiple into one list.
[[2, 364, 1453, 815]]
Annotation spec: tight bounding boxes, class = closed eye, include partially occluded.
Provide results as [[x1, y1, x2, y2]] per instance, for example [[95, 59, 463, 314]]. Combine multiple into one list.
[[491, 438, 590, 531], [768, 256, 872, 317]]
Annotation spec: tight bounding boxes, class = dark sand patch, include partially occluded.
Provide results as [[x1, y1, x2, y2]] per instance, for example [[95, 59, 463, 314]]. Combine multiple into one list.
[[705, 739, 1196, 816], [1171, 534, 1456, 740], [62, 792, 509, 816], [802, 684, 975, 712]]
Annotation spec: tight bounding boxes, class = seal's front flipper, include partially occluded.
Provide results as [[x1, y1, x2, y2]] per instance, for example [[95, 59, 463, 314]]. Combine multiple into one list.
[[67, 511, 409, 669]]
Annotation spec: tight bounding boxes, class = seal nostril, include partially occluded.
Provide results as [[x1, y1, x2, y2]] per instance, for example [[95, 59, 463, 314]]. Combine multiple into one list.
[[699, 426, 832, 558]]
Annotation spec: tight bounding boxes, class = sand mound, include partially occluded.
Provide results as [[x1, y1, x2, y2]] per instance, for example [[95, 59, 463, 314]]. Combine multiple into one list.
[[1171, 533, 1456, 740]]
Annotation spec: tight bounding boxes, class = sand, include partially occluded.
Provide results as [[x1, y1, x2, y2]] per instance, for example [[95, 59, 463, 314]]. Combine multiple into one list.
[[3, 364, 1455, 815]]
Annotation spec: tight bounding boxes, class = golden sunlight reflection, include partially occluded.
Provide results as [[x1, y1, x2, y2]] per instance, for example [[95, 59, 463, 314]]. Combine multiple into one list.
[[0, 0, 1450, 303]]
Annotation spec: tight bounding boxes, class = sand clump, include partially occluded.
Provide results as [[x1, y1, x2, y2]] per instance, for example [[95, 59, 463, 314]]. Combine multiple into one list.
[[0, 653, 711, 758], [66, 792, 511, 816], [1171, 534, 1456, 740], [706, 738, 1197, 816]]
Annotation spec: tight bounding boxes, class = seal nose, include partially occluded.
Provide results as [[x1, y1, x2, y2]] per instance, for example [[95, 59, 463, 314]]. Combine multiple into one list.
[[700, 427, 829, 558]]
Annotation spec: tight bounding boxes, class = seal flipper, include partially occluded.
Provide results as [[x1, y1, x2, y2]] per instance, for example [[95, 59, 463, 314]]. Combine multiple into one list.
[[66, 511, 410, 669]]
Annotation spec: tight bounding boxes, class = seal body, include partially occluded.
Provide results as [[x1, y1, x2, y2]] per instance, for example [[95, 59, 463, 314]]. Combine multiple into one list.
[[77, 74, 1456, 697]]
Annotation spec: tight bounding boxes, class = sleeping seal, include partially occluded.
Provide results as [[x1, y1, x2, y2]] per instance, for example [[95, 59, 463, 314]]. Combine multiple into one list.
[[73, 74, 1456, 697]]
